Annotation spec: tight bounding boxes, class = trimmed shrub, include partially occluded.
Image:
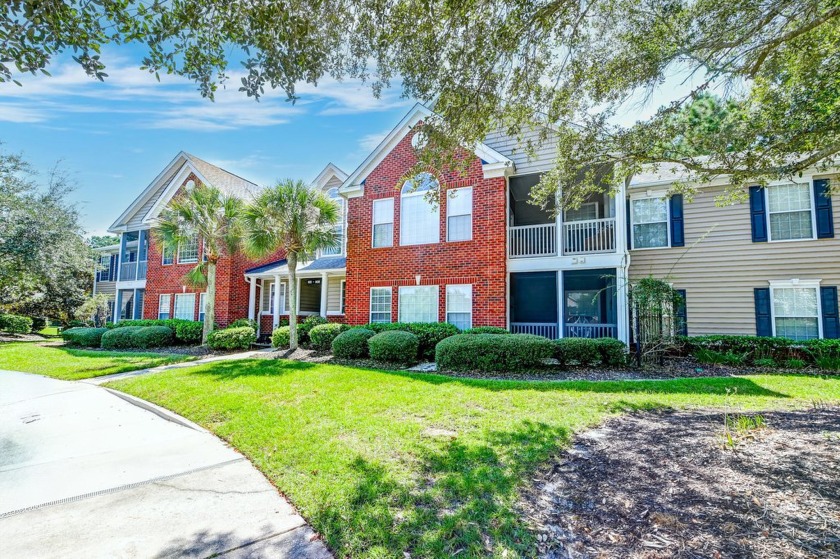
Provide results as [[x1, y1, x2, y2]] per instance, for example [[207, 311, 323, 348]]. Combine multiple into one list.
[[271, 326, 291, 349], [682, 335, 797, 364], [62, 327, 107, 348], [65, 319, 89, 329], [695, 348, 747, 366], [596, 338, 627, 367], [462, 326, 510, 335], [436, 333, 554, 372], [359, 322, 458, 360], [554, 338, 602, 367], [228, 318, 258, 330], [0, 314, 33, 334], [174, 320, 203, 344], [309, 323, 349, 351], [208, 327, 256, 351], [134, 326, 175, 349], [100, 327, 144, 349], [298, 315, 329, 344], [30, 317, 47, 333], [332, 328, 375, 359], [368, 330, 420, 364]]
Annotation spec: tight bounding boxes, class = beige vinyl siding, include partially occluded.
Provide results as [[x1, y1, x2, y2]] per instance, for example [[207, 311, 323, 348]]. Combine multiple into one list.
[[628, 182, 840, 336], [327, 276, 345, 313], [123, 166, 181, 230], [324, 175, 344, 189], [95, 281, 116, 296], [484, 127, 557, 176], [260, 280, 293, 314]]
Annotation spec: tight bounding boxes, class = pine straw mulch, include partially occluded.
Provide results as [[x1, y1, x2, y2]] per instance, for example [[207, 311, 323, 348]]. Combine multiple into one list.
[[520, 406, 840, 559]]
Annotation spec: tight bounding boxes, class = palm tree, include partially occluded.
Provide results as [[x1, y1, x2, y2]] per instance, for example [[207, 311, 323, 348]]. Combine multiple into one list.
[[243, 179, 339, 350], [154, 184, 244, 344]]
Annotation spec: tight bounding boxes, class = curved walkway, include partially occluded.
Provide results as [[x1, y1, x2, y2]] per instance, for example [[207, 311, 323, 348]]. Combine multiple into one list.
[[0, 369, 331, 558]]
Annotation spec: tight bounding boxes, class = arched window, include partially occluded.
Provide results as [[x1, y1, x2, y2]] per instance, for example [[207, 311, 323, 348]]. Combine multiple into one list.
[[400, 173, 440, 245], [322, 187, 345, 256]]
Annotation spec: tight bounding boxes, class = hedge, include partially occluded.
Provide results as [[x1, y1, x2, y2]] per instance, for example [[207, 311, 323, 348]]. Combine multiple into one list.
[[435, 333, 554, 372], [368, 330, 420, 364], [309, 323, 349, 351], [360, 322, 458, 360], [681, 334, 840, 369], [62, 327, 107, 348], [208, 327, 256, 351], [462, 326, 510, 335], [272, 326, 291, 349], [100, 327, 145, 349], [332, 328, 375, 359], [108, 319, 204, 345], [299, 315, 328, 344], [228, 318, 258, 330], [596, 338, 628, 367], [0, 313, 33, 334], [133, 326, 175, 349]]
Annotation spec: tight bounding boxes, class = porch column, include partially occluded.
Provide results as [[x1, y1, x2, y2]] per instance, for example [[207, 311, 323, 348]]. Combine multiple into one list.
[[616, 266, 630, 344], [320, 272, 329, 317], [273, 274, 281, 328], [114, 290, 122, 324], [117, 233, 127, 281], [556, 271, 563, 339], [247, 278, 256, 321]]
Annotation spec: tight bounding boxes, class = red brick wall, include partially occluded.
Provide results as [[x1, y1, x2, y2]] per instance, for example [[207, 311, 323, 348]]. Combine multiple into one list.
[[345, 128, 507, 327]]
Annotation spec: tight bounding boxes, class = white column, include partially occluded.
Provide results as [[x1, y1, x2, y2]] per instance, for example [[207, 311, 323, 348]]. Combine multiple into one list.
[[320, 273, 329, 317], [273, 274, 281, 328], [616, 265, 630, 344], [247, 278, 256, 321]]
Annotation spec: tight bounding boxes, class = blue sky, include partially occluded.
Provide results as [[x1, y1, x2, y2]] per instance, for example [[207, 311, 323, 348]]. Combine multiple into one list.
[[0, 50, 704, 237]]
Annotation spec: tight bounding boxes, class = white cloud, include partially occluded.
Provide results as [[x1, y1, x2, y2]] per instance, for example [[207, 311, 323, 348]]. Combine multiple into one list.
[[0, 103, 48, 123], [358, 129, 390, 152]]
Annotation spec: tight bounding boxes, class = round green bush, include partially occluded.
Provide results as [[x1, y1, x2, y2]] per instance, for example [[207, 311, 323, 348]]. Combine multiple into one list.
[[309, 323, 349, 351], [208, 326, 256, 351], [359, 322, 458, 360], [331, 328, 375, 359], [553, 338, 602, 367], [596, 338, 627, 367], [30, 317, 47, 333], [100, 326, 144, 349], [271, 326, 291, 348], [299, 315, 329, 344], [462, 326, 510, 335], [368, 330, 419, 364], [0, 313, 34, 334], [62, 327, 107, 348], [174, 320, 204, 344], [134, 326, 175, 349], [435, 334, 555, 372], [228, 318, 258, 330]]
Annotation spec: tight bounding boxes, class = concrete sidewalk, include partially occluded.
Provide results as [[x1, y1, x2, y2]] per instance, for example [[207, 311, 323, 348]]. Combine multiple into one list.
[[0, 370, 331, 558]]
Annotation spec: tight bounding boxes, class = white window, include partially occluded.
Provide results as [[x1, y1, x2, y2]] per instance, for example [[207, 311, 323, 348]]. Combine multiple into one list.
[[370, 287, 392, 323], [264, 282, 286, 314], [158, 294, 171, 320], [199, 292, 207, 322], [447, 187, 472, 242], [772, 284, 821, 340], [564, 202, 599, 222], [400, 173, 440, 245], [399, 285, 438, 323], [174, 293, 196, 320], [340, 280, 346, 314], [767, 183, 814, 241], [322, 188, 345, 256], [446, 284, 472, 330], [372, 198, 394, 247], [178, 235, 199, 264], [631, 197, 669, 249], [161, 244, 174, 265]]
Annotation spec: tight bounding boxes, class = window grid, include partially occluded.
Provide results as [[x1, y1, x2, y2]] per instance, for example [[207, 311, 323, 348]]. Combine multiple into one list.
[[323, 189, 345, 256], [178, 235, 199, 264], [631, 197, 669, 249], [158, 294, 171, 319], [199, 292, 207, 322], [340, 280, 346, 314], [372, 198, 394, 247], [773, 287, 819, 340], [447, 187, 473, 242], [370, 287, 392, 323], [161, 245, 174, 265], [767, 183, 813, 241], [399, 285, 438, 323], [174, 293, 196, 320], [446, 284, 472, 330], [400, 174, 440, 246]]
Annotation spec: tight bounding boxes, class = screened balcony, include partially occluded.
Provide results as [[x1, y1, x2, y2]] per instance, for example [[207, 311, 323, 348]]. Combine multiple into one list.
[[118, 230, 148, 281]]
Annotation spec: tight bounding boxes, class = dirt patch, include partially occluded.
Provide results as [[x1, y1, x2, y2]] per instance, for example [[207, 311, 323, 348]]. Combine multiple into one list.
[[521, 407, 840, 558], [0, 333, 52, 343]]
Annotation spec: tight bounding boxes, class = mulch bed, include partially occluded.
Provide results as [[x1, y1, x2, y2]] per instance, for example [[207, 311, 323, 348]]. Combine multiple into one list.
[[0, 333, 52, 343], [520, 407, 840, 558]]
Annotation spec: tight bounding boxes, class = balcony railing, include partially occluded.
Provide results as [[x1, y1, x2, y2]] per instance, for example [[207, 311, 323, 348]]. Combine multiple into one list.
[[564, 323, 617, 339], [562, 217, 616, 255], [511, 322, 559, 339], [508, 223, 557, 258], [119, 261, 147, 281]]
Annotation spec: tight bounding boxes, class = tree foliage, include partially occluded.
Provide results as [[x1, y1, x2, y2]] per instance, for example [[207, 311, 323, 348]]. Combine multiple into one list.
[[4, 1, 839, 204], [0, 149, 93, 320], [88, 235, 119, 248]]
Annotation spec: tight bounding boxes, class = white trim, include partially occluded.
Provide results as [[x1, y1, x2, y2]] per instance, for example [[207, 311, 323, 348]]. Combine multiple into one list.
[[398, 285, 439, 323], [768, 279, 823, 339], [158, 294, 171, 319], [369, 286, 392, 323], [311, 163, 349, 190], [141, 163, 210, 226], [199, 292, 207, 322], [765, 180, 817, 243], [445, 284, 473, 330], [446, 186, 473, 242], [372, 197, 395, 248], [339, 279, 346, 315], [400, 174, 440, 246], [629, 193, 670, 250], [177, 235, 199, 264], [173, 292, 196, 321], [161, 243, 174, 265]]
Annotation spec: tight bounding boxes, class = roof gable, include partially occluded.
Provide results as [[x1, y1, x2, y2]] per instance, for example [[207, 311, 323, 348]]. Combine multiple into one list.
[[312, 163, 348, 191]]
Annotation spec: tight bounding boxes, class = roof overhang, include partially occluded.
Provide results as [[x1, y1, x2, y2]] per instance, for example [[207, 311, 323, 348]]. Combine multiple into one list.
[[311, 163, 349, 190], [140, 162, 210, 226]]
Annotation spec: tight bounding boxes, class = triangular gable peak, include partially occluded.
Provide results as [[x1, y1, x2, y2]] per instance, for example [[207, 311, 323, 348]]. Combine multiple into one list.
[[339, 103, 514, 198], [311, 162, 349, 193]]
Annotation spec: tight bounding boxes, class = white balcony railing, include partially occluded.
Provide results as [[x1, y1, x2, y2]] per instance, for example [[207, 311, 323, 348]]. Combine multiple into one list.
[[564, 323, 618, 339], [562, 217, 616, 255], [508, 223, 557, 258]]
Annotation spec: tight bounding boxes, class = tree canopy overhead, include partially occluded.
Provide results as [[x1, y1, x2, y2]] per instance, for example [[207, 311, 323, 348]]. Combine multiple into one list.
[[4, 0, 839, 205]]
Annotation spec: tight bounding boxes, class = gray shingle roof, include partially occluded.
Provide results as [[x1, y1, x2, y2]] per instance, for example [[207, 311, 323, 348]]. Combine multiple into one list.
[[302, 256, 346, 271], [185, 153, 261, 199]]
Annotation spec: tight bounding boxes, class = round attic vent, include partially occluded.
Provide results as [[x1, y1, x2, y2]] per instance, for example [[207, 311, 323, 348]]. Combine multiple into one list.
[[185, 179, 196, 191], [411, 131, 428, 151]]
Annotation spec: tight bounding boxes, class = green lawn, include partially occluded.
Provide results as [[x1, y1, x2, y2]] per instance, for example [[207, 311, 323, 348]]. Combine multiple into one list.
[[0, 342, 194, 380], [37, 326, 61, 337], [108, 359, 840, 558]]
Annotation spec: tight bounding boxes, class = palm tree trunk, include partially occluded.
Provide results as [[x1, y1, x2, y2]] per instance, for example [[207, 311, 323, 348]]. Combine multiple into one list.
[[203, 261, 216, 344], [288, 251, 298, 350]]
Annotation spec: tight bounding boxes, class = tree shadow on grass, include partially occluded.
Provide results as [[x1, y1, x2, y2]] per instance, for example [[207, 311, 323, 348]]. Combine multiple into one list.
[[312, 420, 571, 558]]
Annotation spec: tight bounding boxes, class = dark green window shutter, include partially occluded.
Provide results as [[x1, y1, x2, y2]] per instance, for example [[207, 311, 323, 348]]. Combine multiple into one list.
[[626, 199, 632, 249], [749, 186, 768, 242], [669, 194, 684, 247], [821, 286, 839, 339], [814, 179, 834, 239], [754, 288, 772, 336], [675, 289, 687, 336]]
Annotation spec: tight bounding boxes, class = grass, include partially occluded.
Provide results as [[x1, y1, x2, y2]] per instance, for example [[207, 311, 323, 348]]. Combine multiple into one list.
[[0, 342, 194, 380], [108, 359, 840, 558], [37, 326, 61, 337]]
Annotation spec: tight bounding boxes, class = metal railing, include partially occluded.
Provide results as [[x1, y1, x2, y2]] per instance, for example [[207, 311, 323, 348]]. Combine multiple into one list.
[[562, 217, 616, 255], [119, 261, 147, 281], [508, 223, 557, 258], [511, 322, 559, 339], [564, 323, 618, 339], [137, 261, 147, 280]]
